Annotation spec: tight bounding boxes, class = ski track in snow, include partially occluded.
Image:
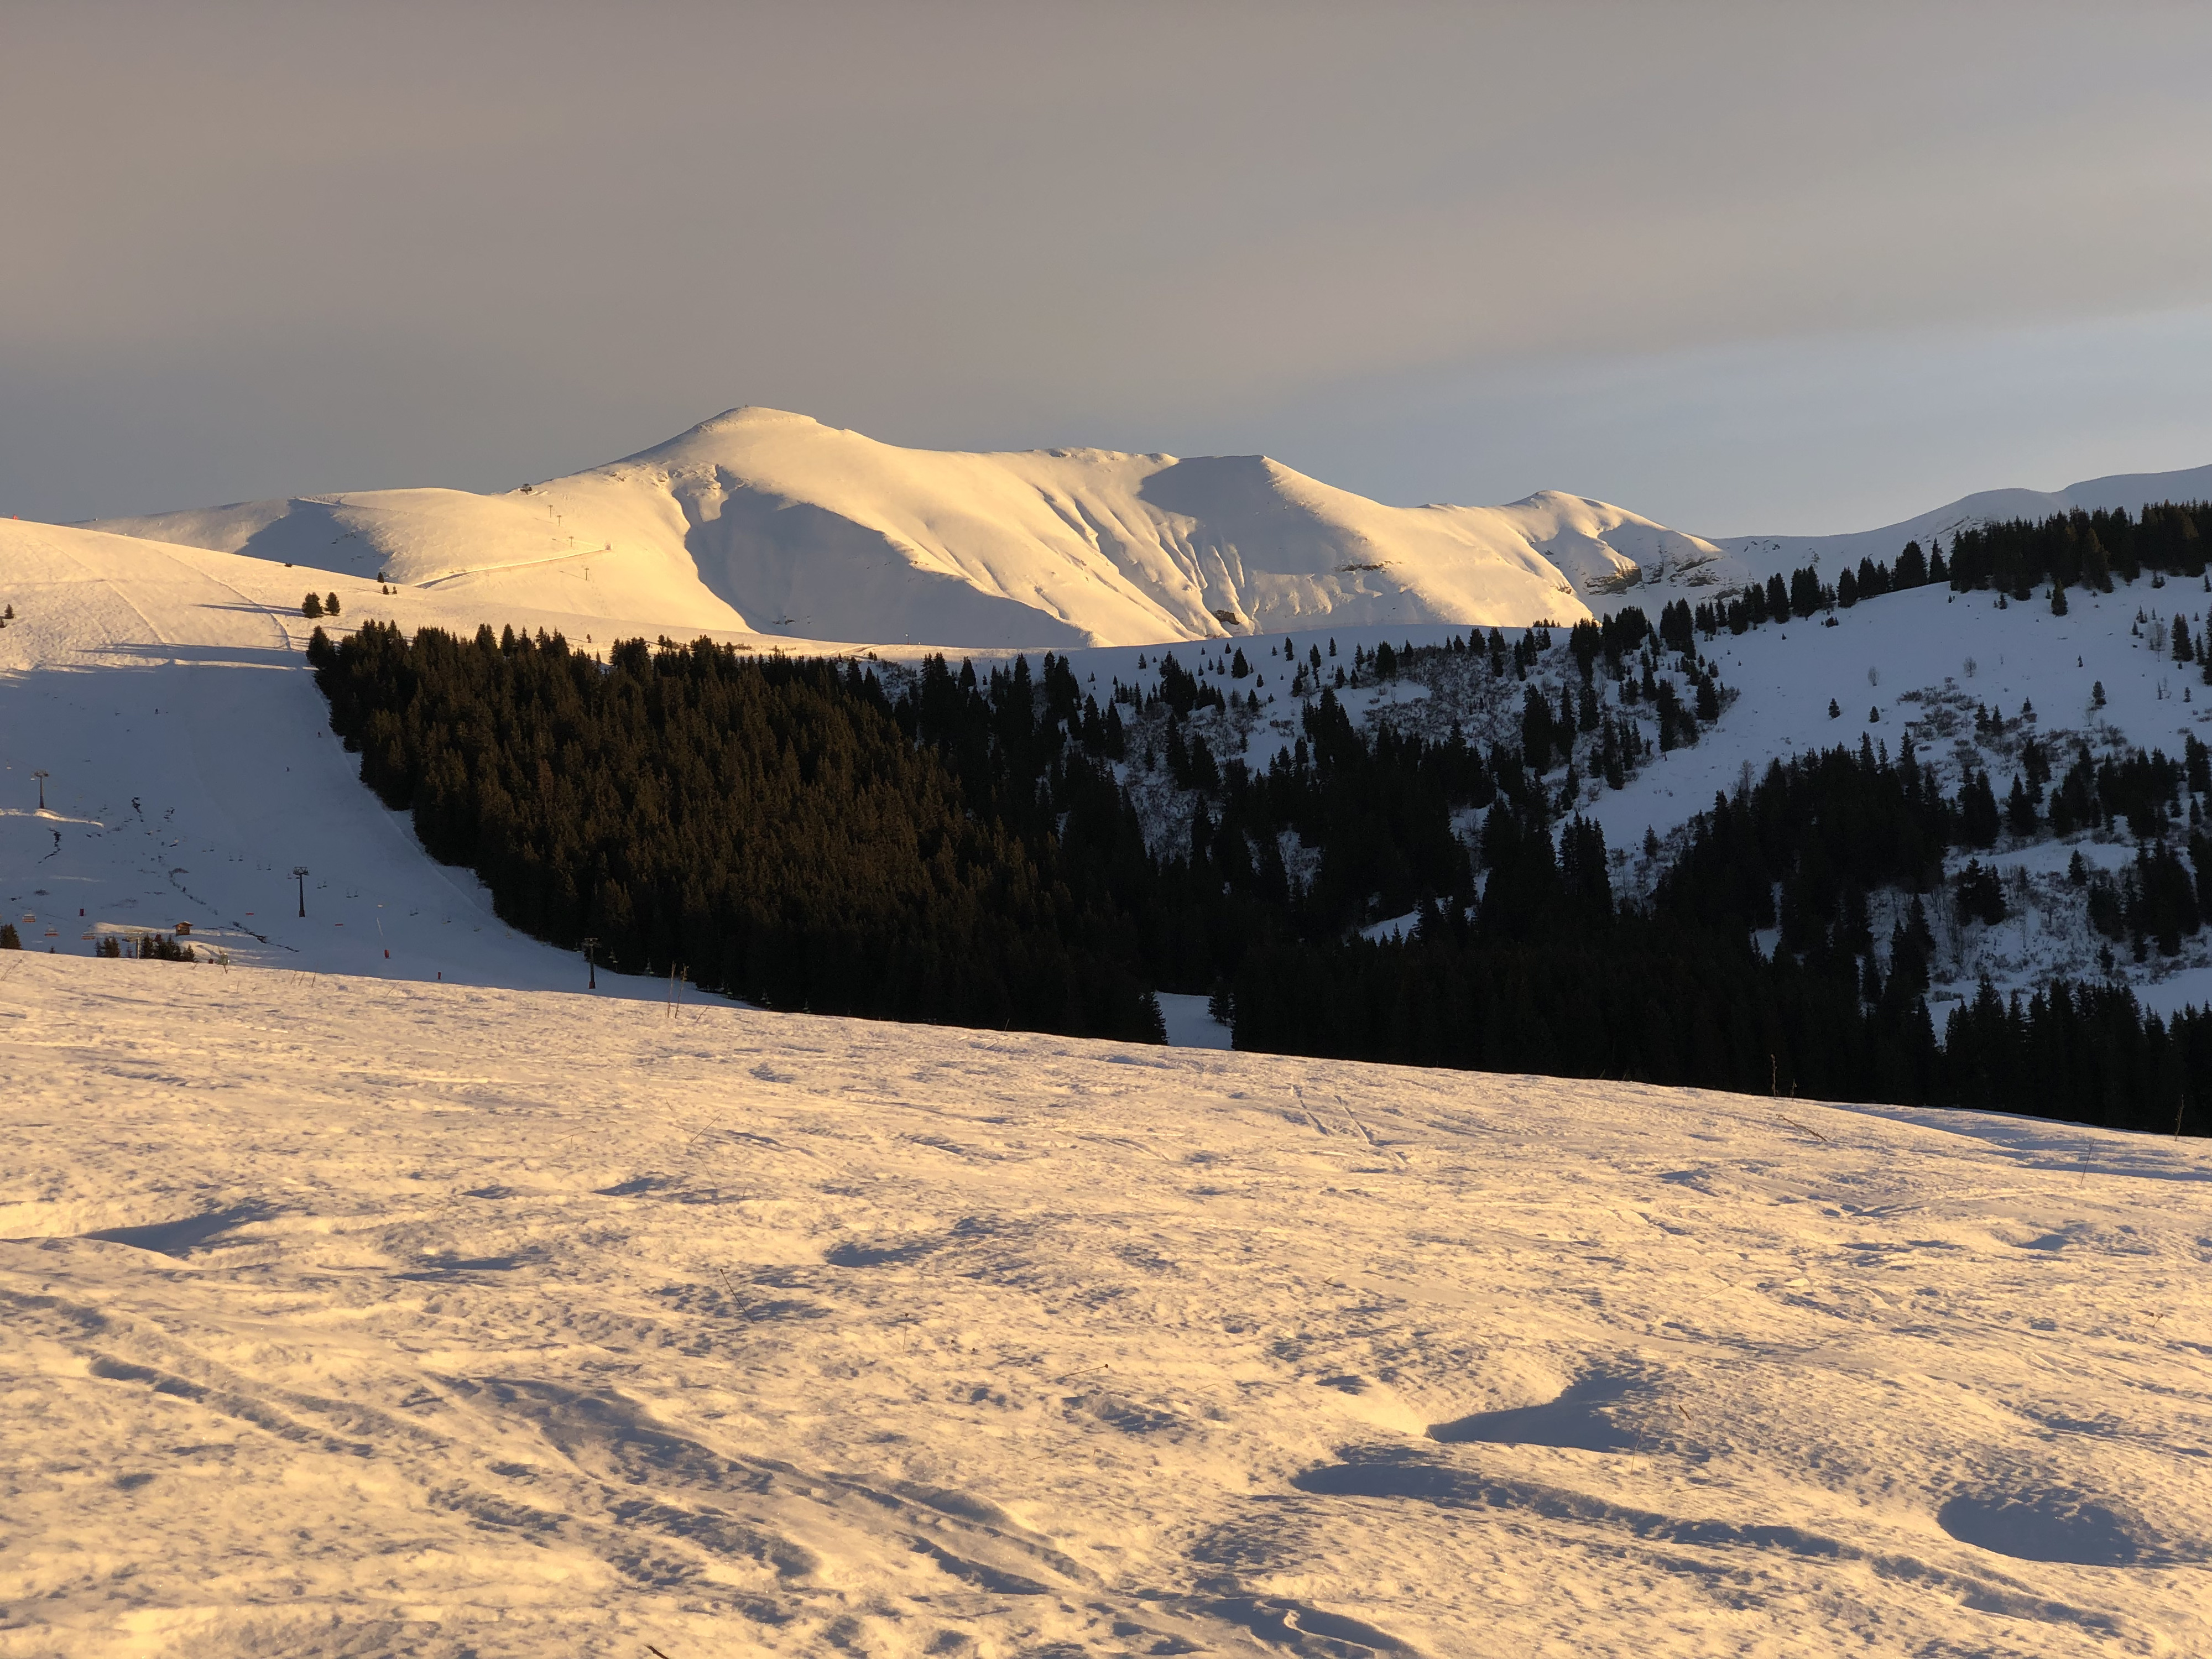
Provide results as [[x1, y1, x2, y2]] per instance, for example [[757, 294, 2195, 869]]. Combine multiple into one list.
[[3, 952, 2211, 1657]]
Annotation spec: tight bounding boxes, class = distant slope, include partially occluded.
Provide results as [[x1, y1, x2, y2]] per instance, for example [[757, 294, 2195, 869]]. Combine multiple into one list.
[[80, 411, 2211, 642], [84, 483, 754, 640], [1719, 462, 2212, 580], [90, 408, 1600, 646], [1486, 489, 1742, 612]]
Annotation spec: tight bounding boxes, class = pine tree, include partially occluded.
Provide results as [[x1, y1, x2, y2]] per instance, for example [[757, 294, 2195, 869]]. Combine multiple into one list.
[[301, 592, 324, 618], [1958, 770, 2001, 848]]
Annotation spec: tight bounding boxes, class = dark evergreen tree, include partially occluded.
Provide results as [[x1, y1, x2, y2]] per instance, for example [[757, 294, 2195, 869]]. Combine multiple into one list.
[[310, 623, 2212, 1140], [1957, 770, 2001, 848]]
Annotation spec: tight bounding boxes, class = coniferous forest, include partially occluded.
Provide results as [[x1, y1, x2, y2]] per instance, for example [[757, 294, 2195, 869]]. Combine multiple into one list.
[[311, 622, 1166, 1039], [310, 500, 2212, 1139]]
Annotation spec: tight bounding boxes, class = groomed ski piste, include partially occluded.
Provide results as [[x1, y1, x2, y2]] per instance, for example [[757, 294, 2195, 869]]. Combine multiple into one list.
[[8, 457, 2212, 1653]]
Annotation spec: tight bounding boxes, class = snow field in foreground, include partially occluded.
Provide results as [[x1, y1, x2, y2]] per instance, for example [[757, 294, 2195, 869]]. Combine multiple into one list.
[[3, 955, 2210, 1657]]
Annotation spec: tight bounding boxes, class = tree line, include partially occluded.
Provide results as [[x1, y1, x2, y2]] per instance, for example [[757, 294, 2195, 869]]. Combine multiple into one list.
[[1671, 499, 2212, 644], [311, 619, 2212, 1136], [1235, 735, 2212, 1135], [311, 621, 1166, 1039]]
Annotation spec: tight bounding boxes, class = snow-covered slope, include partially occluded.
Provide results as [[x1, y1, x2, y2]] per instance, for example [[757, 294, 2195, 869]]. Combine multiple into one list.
[[1581, 579, 2212, 1012], [17, 500, 2212, 1022], [82, 480, 755, 641], [1489, 488, 1741, 610], [88, 408, 1599, 647], [0, 516, 803, 993], [74, 417, 2212, 646], [6, 952, 2209, 1657], [1720, 463, 2212, 582]]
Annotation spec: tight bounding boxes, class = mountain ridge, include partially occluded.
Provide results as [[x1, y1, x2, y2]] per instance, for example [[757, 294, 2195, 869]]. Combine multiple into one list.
[[77, 407, 2212, 646], [1717, 463, 2212, 577]]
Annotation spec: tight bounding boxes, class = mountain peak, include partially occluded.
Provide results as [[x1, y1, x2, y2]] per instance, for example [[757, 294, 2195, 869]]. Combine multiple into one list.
[[694, 406, 822, 432], [611, 406, 831, 469]]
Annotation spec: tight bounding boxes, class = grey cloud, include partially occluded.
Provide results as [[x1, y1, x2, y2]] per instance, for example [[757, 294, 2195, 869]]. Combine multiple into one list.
[[2, 2, 2207, 527]]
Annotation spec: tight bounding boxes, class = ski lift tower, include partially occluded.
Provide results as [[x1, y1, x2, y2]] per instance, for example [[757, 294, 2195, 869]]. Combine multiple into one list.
[[581, 936, 600, 990], [32, 770, 48, 810], [294, 867, 310, 918]]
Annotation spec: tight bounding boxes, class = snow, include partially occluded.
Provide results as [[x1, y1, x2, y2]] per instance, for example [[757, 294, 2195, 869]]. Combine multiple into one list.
[[4, 951, 2209, 1656], [18, 502, 2212, 1024], [69, 410, 2212, 649], [1154, 991, 1234, 1050], [13, 397, 2212, 1656], [1360, 911, 1421, 943], [0, 517, 790, 996], [1580, 580, 2212, 1002], [1490, 489, 1744, 614], [1717, 462, 2212, 588], [85, 407, 1603, 649]]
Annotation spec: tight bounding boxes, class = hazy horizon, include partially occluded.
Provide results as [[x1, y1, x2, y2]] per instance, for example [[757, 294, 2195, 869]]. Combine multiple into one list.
[[5, 2, 2208, 535]]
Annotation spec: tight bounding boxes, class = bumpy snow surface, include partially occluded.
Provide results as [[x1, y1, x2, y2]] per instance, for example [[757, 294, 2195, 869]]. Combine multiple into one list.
[[4, 953, 2210, 1657]]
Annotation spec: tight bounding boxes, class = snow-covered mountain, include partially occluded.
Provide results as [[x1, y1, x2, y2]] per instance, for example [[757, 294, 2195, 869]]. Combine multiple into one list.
[[54, 397, 2212, 673], [16, 438, 2212, 1655], [1719, 463, 2212, 580], [81, 410, 2212, 644], [1491, 488, 1740, 607], [90, 408, 1603, 648], [15, 502, 2212, 1020]]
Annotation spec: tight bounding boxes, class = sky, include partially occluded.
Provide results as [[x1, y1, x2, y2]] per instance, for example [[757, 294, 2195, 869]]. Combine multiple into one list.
[[3, 2, 2208, 535]]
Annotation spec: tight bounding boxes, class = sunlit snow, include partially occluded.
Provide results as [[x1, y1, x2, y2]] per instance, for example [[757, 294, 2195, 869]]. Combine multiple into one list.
[[4, 954, 2209, 1656], [9, 447, 2212, 1656]]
